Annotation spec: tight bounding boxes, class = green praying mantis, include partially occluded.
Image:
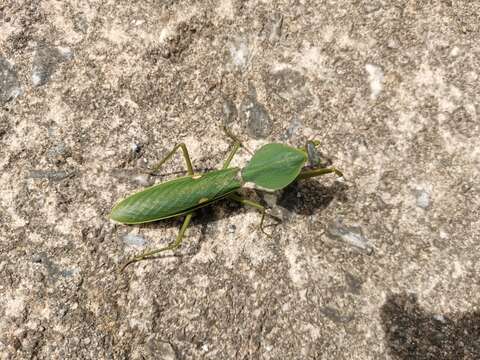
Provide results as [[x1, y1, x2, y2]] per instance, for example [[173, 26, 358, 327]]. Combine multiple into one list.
[[110, 127, 343, 269]]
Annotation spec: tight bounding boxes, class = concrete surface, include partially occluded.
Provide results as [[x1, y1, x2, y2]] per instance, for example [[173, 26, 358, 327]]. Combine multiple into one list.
[[1, 1, 479, 359]]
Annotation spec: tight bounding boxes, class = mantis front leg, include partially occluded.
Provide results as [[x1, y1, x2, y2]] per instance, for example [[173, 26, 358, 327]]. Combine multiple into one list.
[[296, 167, 344, 181]]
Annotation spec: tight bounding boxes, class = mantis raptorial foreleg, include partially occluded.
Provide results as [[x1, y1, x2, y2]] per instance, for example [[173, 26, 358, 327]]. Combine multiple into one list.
[[296, 167, 344, 180]]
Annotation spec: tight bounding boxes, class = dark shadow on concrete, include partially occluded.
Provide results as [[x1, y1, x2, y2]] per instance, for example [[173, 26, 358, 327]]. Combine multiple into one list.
[[277, 179, 348, 215], [381, 293, 480, 360]]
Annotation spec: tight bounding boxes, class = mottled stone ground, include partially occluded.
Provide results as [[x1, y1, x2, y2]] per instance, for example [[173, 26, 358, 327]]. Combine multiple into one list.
[[1, 1, 479, 359]]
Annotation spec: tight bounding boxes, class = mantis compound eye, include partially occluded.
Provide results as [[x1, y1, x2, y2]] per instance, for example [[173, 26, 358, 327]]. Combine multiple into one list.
[[306, 141, 320, 167], [306, 141, 333, 168]]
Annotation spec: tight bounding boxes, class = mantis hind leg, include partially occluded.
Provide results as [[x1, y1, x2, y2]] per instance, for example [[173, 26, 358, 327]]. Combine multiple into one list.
[[149, 143, 194, 176], [227, 193, 279, 236], [121, 212, 194, 271]]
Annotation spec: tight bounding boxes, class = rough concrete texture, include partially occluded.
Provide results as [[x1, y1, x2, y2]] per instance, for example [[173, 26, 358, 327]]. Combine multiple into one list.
[[1, 1, 479, 359]]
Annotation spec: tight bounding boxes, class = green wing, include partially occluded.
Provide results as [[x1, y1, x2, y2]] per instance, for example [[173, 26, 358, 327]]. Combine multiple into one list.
[[241, 143, 306, 191], [110, 168, 241, 224]]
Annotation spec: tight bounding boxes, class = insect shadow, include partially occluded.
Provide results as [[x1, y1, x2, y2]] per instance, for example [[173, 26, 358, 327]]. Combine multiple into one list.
[[277, 179, 348, 215], [381, 293, 480, 359]]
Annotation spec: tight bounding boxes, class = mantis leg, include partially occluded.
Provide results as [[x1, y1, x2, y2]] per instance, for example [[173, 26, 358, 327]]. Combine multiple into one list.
[[222, 142, 241, 169], [227, 193, 274, 236], [296, 167, 344, 180], [221, 125, 256, 168], [149, 143, 194, 176], [222, 126, 243, 169], [121, 212, 194, 271]]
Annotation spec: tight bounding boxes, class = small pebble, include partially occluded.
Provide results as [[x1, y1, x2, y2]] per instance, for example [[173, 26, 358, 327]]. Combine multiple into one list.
[[327, 220, 372, 254], [130, 142, 142, 153], [123, 233, 146, 247], [433, 314, 447, 323], [365, 63, 384, 100], [416, 190, 430, 209], [284, 117, 301, 139], [228, 38, 250, 69], [132, 174, 152, 187], [386, 36, 400, 49]]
